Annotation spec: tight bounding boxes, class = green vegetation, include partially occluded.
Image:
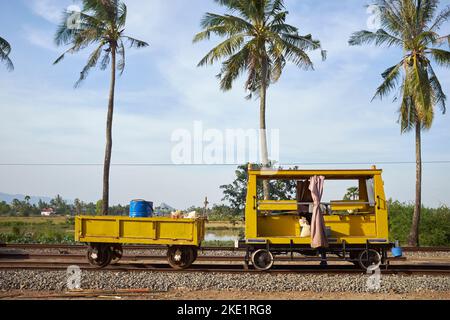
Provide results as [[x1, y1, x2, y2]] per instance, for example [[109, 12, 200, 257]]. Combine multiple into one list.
[[194, 0, 325, 199], [0, 36, 13, 71], [202, 240, 235, 247], [0, 217, 75, 244], [0, 195, 129, 217], [389, 200, 450, 246], [349, 0, 450, 246], [54, 0, 148, 215]]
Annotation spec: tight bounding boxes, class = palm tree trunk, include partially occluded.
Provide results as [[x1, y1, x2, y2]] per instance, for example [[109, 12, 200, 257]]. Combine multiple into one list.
[[260, 57, 270, 200], [102, 46, 116, 215], [408, 119, 422, 247]]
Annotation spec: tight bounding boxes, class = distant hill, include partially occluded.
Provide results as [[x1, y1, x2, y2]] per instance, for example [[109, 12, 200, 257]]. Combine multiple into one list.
[[157, 203, 175, 211], [0, 192, 53, 205]]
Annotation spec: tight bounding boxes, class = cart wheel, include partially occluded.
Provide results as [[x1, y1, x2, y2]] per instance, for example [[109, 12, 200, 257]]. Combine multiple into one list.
[[349, 251, 361, 267], [110, 244, 123, 265], [167, 246, 195, 270], [87, 244, 112, 268], [251, 249, 274, 271], [358, 249, 382, 270]]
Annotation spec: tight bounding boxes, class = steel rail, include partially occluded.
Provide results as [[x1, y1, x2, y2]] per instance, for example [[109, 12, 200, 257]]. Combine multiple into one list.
[[1, 243, 450, 252], [0, 260, 448, 275]]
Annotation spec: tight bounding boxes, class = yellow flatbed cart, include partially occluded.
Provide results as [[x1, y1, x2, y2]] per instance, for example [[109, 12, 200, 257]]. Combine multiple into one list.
[[75, 216, 206, 269]]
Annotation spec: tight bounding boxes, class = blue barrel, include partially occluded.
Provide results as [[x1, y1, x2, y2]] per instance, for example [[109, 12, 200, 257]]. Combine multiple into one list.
[[129, 200, 153, 218]]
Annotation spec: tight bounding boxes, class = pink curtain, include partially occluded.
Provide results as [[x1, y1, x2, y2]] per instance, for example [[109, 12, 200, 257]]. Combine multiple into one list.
[[309, 176, 329, 249]]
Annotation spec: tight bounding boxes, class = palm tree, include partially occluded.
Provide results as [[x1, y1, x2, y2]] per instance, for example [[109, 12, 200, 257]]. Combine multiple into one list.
[[0, 36, 14, 71], [344, 187, 359, 201], [194, 0, 326, 199], [349, 0, 449, 246], [54, 0, 148, 215]]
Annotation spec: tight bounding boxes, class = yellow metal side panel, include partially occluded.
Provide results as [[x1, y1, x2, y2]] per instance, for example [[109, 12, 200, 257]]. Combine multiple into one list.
[[121, 220, 156, 240], [258, 200, 297, 211], [83, 218, 118, 238], [257, 216, 300, 237], [324, 215, 377, 237], [158, 221, 194, 241], [254, 215, 376, 241], [75, 216, 205, 246], [245, 174, 258, 238], [264, 237, 384, 245], [330, 201, 369, 212], [374, 174, 389, 241]]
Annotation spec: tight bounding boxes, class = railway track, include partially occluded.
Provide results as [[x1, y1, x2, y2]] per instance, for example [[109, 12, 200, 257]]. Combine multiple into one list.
[[0, 247, 449, 275], [0, 259, 449, 275], [1, 243, 450, 252]]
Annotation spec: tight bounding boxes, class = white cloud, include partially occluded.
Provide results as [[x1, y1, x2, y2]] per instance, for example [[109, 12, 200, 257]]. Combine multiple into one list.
[[29, 0, 65, 24], [22, 25, 58, 51]]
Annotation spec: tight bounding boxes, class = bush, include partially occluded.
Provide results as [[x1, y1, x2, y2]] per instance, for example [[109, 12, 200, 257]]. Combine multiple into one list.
[[389, 200, 450, 246]]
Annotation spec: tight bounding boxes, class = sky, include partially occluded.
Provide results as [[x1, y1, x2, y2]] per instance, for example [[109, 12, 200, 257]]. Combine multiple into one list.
[[0, 0, 449, 209]]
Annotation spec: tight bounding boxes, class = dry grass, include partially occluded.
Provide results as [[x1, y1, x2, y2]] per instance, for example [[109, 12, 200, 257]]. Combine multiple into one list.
[[0, 216, 69, 224]]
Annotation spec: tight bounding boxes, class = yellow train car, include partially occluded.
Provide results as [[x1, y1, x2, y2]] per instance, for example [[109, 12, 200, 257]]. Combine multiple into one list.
[[239, 165, 395, 270], [75, 216, 206, 269]]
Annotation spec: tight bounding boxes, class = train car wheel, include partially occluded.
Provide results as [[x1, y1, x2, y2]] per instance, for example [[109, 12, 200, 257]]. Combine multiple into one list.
[[349, 251, 361, 267], [358, 249, 382, 270], [110, 244, 123, 265], [87, 244, 112, 268], [167, 246, 195, 270], [192, 247, 198, 262], [251, 249, 274, 271]]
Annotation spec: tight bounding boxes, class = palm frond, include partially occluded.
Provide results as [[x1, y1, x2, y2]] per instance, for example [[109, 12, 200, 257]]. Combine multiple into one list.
[[349, 29, 403, 47], [0, 36, 14, 71], [0, 36, 12, 56], [372, 60, 404, 101], [428, 64, 447, 115], [268, 11, 289, 28], [193, 26, 232, 43], [53, 45, 79, 65], [100, 50, 111, 71], [199, 13, 253, 34], [398, 93, 416, 133], [267, 0, 285, 16], [280, 33, 325, 61], [429, 48, 450, 68], [117, 40, 126, 75], [124, 36, 149, 48], [117, 2, 127, 28], [429, 5, 450, 32], [277, 38, 314, 70], [219, 44, 251, 91], [417, 0, 439, 27], [75, 43, 104, 87], [409, 55, 432, 119], [376, 0, 404, 37], [197, 34, 245, 67]]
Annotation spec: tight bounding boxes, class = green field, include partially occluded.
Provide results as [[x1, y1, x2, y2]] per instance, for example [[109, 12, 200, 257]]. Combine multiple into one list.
[[0, 216, 75, 244]]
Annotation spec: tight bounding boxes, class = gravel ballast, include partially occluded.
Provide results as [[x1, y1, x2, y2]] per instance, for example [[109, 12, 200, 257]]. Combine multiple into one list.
[[0, 270, 448, 294]]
